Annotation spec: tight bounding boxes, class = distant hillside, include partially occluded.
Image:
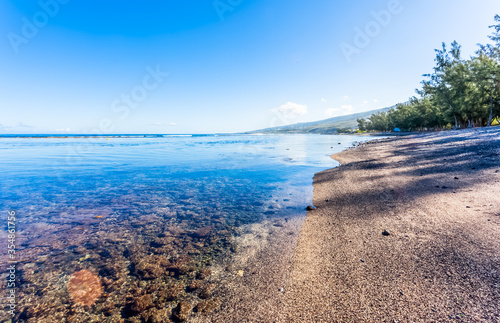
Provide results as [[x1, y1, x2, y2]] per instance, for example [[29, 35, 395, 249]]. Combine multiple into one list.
[[248, 106, 394, 134]]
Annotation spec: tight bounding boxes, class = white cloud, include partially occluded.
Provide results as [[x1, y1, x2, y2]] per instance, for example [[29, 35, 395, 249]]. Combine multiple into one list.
[[277, 102, 308, 117], [373, 99, 379, 103], [325, 105, 354, 118], [269, 102, 308, 126], [321, 98, 328, 103], [169, 122, 176, 126], [363, 100, 369, 104]]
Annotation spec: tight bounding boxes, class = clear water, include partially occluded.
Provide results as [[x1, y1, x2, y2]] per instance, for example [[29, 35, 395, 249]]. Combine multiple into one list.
[[0, 134, 378, 321]]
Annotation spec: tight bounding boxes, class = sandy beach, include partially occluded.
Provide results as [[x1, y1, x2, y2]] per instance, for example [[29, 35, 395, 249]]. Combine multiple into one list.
[[203, 127, 500, 322], [283, 128, 500, 322]]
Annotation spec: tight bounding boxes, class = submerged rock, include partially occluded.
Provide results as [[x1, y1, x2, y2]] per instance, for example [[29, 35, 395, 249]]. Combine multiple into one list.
[[129, 294, 153, 314], [194, 298, 221, 313], [306, 205, 316, 211], [197, 268, 211, 279], [187, 280, 202, 292], [161, 283, 184, 301], [199, 284, 216, 299], [194, 226, 214, 238], [173, 301, 191, 322]]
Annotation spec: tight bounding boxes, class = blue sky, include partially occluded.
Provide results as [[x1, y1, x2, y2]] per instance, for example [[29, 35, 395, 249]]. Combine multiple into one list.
[[0, 0, 498, 134]]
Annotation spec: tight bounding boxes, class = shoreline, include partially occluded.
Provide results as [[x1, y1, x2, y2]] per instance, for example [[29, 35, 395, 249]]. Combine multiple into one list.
[[281, 127, 500, 321], [202, 127, 500, 322], [193, 135, 380, 322]]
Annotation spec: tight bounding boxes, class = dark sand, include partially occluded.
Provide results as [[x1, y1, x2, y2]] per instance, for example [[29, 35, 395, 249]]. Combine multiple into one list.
[[203, 127, 500, 322], [282, 128, 500, 322]]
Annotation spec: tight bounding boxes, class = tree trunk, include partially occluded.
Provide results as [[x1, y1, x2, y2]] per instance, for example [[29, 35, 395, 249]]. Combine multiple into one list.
[[454, 115, 458, 129], [488, 94, 493, 126]]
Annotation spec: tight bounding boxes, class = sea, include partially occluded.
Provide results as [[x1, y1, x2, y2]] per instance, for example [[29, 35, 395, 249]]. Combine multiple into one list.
[[0, 133, 379, 321]]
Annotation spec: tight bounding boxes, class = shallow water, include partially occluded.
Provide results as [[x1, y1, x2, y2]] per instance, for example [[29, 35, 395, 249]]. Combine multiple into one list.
[[0, 134, 378, 322]]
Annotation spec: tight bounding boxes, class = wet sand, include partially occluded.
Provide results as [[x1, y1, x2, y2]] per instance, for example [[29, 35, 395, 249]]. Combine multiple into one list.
[[205, 127, 500, 322], [192, 215, 305, 323]]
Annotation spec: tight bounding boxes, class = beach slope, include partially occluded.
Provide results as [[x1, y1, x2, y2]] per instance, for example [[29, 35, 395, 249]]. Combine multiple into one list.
[[282, 128, 500, 322]]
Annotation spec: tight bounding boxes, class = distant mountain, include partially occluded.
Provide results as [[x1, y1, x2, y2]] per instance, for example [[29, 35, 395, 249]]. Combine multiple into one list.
[[248, 106, 394, 134]]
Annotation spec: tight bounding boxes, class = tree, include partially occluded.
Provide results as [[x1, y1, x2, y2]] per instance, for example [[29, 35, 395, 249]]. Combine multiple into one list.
[[477, 14, 500, 59], [422, 41, 465, 128], [470, 55, 500, 125], [367, 111, 389, 132], [475, 15, 500, 125], [361, 15, 500, 133], [357, 118, 367, 131]]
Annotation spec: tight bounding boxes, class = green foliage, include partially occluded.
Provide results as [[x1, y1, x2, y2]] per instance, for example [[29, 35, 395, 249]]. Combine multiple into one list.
[[336, 128, 354, 134], [366, 111, 389, 132], [357, 118, 367, 131], [362, 15, 500, 132]]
